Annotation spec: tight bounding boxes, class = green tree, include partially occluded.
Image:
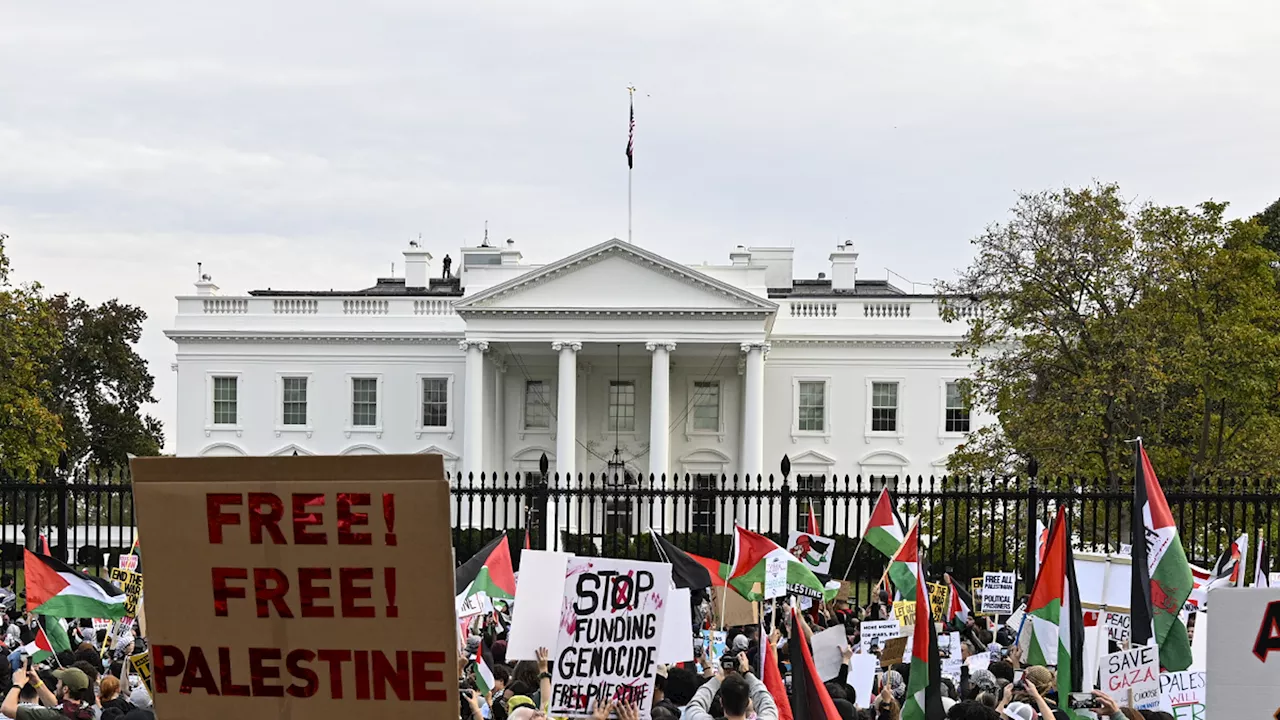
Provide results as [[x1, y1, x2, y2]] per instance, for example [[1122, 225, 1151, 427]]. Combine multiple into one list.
[[1253, 196, 1280, 255], [0, 234, 64, 478], [940, 184, 1280, 484], [42, 294, 163, 468]]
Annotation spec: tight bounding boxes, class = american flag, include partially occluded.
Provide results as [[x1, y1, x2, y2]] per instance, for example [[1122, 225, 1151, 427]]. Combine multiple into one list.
[[626, 95, 635, 169]]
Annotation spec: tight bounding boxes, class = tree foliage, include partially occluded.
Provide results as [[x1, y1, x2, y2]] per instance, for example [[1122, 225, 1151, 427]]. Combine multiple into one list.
[[0, 235, 64, 478], [941, 183, 1280, 485], [1254, 196, 1280, 256], [0, 234, 162, 478]]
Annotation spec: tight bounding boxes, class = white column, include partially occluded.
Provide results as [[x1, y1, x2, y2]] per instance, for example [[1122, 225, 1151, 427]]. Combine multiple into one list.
[[741, 342, 767, 478], [492, 358, 506, 482], [646, 341, 675, 481], [553, 341, 581, 480], [460, 339, 489, 480]]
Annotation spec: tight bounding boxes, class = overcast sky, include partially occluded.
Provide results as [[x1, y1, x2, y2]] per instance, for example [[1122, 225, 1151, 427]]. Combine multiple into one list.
[[3, 0, 1277, 452]]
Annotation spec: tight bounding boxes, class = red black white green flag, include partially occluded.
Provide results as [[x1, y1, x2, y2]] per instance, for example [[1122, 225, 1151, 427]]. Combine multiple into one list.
[[1130, 443, 1194, 671], [455, 535, 516, 601]]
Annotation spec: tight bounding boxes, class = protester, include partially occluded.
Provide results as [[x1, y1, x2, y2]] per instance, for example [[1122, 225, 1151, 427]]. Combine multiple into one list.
[[685, 651, 778, 720]]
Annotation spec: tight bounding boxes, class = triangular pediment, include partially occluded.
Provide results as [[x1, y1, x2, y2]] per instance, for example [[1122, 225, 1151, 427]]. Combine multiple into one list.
[[455, 239, 776, 314]]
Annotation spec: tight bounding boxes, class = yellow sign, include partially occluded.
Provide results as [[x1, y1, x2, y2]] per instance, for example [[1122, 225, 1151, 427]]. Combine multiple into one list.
[[928, 582, 949, 620], [893, 600, 916, 627], [109, 567, 144, 617], [971, 577, 985, 616], [130, 651, 152, 692]]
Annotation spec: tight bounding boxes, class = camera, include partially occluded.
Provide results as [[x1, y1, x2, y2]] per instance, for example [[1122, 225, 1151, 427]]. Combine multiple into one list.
[[1068, 693, 1101, 710], [720, 656, 740, 671]]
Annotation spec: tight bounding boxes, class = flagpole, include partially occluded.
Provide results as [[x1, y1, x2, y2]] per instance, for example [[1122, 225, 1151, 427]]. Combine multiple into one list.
[[841, 536, 865, 582], [627, 85, 635, 244]]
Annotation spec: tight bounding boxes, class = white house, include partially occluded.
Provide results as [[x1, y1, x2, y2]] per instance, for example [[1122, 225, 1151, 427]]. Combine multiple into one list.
[[167, 238, 982, 485]]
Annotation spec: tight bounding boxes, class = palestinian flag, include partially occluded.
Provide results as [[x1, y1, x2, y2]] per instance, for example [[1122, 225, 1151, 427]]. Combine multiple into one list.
[[729, 527, 828, 602], [1024, 506, 1084, 715], [805, 501, 820, 536], [1035, 519, 1050, 571], [901, 542, 944, 720], [455, 535, 516, 601], [1211, 534, 1248, 587], [944, 573, 974, 629], [790, 606, 840, 719], [865, 488, 906, 558], [652, 532, 714, 590], [760, 620, 794, 720], [20, 624, 56, 664], [24, 549, 127, 619], [1130, 444, 1194, 671], [887, 522, 922, 600], [472, 642, 496, 695]]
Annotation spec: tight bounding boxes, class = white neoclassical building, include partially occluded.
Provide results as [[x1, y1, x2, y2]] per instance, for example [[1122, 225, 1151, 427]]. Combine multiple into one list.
[[167, 238, 984, 481]]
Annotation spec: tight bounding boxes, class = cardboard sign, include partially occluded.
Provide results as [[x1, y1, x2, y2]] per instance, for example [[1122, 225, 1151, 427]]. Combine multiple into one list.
[[1160, 671, 1205, 720], [835, 580, 856, 604], [130, 651, 153, 692], [880, 636, 908, 666], [861, 620, 902, 651], [1205, 588, 1280, 719], [765, 555, 787, 600], [893, 600, 916, 628], [1101, 645, 1160, 710], [130, 455, 458, 720], [787, 531, 836, 575], [711, 586, 758, 627], [970, 577, 985, 616], [981, 572, 1015, 614], [1103, 611, 1131, 643], [549, 556, 671, 717]]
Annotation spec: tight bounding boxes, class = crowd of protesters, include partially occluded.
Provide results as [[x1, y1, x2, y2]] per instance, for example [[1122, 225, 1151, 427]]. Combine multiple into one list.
[[455, 585, 1162, 720], [0, 576, 152, 720]]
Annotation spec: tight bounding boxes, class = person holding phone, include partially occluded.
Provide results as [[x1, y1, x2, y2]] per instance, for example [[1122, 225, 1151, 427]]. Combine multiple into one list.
[[686, 651, 778, 720], [1, 658, 95, 720]]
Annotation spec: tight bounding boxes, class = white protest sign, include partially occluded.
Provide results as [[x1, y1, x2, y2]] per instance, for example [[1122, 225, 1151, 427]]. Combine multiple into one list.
[[508, 550, 572, 660], [550, 557, 671, 717], [92, 618, 112, 632], [657, 587, 694, 664], [765, 555, 788, 600], [965, 654, 990, 673], [1119, 543, 1133, 557], [982, 572, 1016, 615], [811, 625, 847, 681], [1271, 572, 1280, 586], [787, 531, 836, 575], [1206, 588, 1280, 720], [861, 620, 902, 651], [1101, 645, 1160, 710], [119, 553, 140, 571], [1103, 611, 1131, 643], [1161, 670, 1205, 720], [848, 654, 879, 708], [456, 590, 493, 619]]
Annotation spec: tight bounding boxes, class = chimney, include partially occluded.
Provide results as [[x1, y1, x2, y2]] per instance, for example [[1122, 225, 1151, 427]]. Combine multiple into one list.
[[830, 240, 858, 291], [500, 238, 523, 266], [403, 242, 433, 289], [729, 245, 752, 266]]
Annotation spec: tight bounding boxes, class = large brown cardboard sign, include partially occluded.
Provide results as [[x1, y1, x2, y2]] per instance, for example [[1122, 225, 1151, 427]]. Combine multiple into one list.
[[711, 586, 759, 627], [130, 455, 456, 720]]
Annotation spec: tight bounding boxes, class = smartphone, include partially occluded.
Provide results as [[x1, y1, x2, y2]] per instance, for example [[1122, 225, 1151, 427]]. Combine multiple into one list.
[[1068, 693, 1101, 710]]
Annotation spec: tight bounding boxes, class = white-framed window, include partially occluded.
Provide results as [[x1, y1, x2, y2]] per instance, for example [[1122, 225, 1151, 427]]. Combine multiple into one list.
[[276, 371, 311, 427], [418, 374, 453, 431], [211, 375, 239, 426], [522, 379, 554, 432], [790, 376, 831, 441], [692, 474, 717, 535], [865, 377, 906, 440], [690, 380, 722, 433], [346, 375, 383, 431], [871, 381, 899, 432], [795, 475, 825, 530], [941, 379, 972, 435], [608, 380, 636, 433]]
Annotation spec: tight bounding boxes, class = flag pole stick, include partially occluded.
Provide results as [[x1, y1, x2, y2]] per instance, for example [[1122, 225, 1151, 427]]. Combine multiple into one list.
[[841, 536, 865, 582], [627, 85, 635, 244]]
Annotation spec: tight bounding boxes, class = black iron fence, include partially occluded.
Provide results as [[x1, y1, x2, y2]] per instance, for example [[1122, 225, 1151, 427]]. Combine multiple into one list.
[[5, 463, 1279, 611]]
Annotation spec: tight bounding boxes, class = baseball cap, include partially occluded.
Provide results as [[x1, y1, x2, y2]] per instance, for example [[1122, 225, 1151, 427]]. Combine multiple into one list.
[[53, 667, 90, 693]]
